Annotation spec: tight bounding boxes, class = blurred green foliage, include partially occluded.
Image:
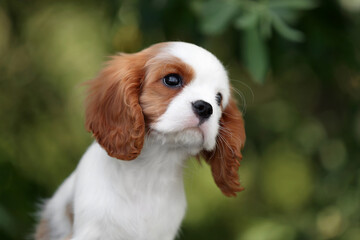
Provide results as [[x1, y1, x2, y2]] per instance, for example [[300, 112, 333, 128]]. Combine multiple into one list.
[[0, 0, 359, 239], [194, 0, 316, 82]]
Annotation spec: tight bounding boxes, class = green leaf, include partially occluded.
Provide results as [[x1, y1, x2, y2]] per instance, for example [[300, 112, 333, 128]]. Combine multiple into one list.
[[270, 7, 299, 23], [269, 0, 317, 10], [259, 10, 272, 38], [194, 0, 239, 35], [234, 11, 258, 30], [242, 27, 269, 84], [271, 12, 304, 42]]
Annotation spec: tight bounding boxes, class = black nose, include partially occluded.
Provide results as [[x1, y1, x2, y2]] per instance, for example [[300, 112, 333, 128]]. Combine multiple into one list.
[[192, 100, 213, 121]]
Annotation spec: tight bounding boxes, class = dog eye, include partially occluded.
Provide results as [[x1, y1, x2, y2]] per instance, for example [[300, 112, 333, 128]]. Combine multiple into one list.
[[163, 74, 182, 88], [216, 92, 222, 106]]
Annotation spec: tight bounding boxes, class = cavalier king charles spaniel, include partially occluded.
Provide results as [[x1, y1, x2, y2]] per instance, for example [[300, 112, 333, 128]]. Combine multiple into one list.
[[35, 42, 246, 240]]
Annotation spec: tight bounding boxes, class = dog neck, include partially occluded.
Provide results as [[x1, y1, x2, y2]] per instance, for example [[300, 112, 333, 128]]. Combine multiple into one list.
[[93, 135, 192, 199]]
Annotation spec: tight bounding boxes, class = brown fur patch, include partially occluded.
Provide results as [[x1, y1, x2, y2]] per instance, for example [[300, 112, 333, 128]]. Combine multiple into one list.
[[35, 219, 49, 240], [85, 44, 167, 160], [140, 55, 195, 124], [66, 203, 74, 225], [201, 98, 246, 197], [85, 53, 147, 160]]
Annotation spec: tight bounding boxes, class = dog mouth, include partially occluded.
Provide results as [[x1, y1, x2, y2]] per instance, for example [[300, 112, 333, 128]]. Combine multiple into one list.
[[151, 126, 204, 139], [183, 126, 203, 134], [175, 126, 206, 140], [148, 126, 205, 149]]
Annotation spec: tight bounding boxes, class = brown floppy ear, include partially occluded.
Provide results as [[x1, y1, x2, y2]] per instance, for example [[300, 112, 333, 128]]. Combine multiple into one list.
[[85, 53, 147, 160], [202, 98, 246, 197]]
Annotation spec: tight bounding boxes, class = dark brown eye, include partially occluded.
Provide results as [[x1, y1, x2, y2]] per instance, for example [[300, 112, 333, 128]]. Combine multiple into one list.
[[216, 92, 222, 106], [163, 74, 182, 88]]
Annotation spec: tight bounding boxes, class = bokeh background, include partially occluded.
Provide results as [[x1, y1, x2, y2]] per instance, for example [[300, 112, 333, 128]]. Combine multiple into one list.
[[1, 0, 360, 239]]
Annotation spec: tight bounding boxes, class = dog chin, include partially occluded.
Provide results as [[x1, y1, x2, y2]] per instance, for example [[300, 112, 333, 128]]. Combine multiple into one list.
[[148, 128, 206, 154]]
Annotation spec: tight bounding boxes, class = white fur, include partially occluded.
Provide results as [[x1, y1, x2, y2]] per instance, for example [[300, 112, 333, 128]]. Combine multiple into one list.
[[72, 141, 188, 240], [40, 173, 75, 239], [37, 42, 231, 240]]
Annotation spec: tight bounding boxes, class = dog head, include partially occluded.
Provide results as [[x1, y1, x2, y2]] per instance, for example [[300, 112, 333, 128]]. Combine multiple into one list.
[[85, 42, 245, 196]]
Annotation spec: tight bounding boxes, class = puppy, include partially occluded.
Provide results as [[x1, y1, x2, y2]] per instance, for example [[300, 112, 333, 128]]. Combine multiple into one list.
[[35, 42, 246, 240]]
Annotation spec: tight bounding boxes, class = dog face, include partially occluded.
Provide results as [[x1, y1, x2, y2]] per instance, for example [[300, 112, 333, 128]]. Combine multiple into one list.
[[85, 42, 245, 196], [141, 43, 231, 154]]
